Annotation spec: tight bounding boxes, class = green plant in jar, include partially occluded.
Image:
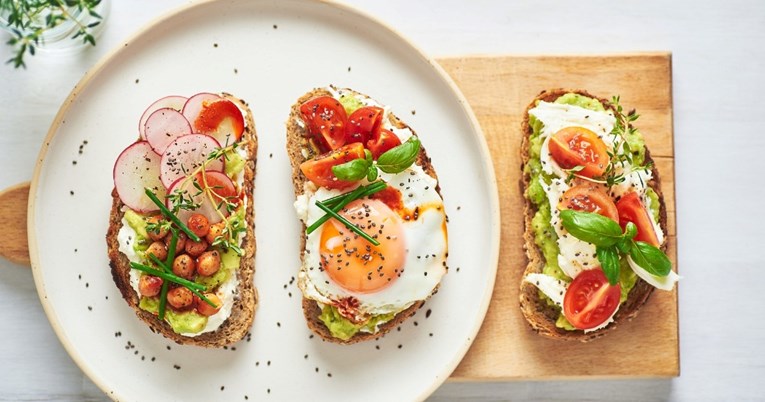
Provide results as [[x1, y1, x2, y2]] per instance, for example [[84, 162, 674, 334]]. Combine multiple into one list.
[[0, 0, 105, 68]]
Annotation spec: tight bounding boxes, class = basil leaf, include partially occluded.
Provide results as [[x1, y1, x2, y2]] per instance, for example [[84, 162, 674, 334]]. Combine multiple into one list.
[[332, 158, 371, 181], [364, 149, 373, 162], [367, 165, 378, 181], [629, 241, 671, 276], [559, 209, 624, 247], [596, 246, 620, 286], [376, 136, 421, 174]]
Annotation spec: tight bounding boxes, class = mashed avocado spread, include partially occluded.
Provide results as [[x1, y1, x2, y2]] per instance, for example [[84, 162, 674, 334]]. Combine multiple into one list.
[[318, 304, 395, 341], [338, 94, 364, 115], [125, 206, 245, 334], [525, 93, 654, 330]]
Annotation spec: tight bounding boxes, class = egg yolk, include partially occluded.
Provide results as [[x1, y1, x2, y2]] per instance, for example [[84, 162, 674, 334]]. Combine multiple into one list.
[[319, 199, 406, 293]]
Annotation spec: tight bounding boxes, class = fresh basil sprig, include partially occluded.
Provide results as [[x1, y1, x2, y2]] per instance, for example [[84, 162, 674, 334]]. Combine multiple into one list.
[[377, 136, 421, 173], [560, 209, 671, 285], [332, 136, 421, 181]]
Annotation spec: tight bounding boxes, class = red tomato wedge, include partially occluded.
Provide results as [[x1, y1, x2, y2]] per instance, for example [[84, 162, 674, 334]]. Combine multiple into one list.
[[616, 191, 660, 247], [300, 143, 366, 189], [346, 106, 384, 145], [548, 127, 609, 178], [558, 183, 619, 222], [194, 99, 245, 146], [367, 128, 402, 160], [563, 269, 621, 330], [300, 96, 348, 152]]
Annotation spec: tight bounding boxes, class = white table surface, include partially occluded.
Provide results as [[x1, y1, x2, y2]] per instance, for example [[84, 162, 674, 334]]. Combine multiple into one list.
[[1, 0, 763, 401]]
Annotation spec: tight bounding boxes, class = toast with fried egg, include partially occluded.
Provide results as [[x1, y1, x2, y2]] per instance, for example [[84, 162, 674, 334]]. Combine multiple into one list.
[[107, 93, 257, 347], [286, 86, 448, 344], [520, 89, 676, 341]]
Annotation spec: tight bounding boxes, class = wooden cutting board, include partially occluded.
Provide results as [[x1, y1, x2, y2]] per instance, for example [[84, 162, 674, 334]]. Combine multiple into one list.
[[440, 53, 679, 380], [0, 53, 678, 380]]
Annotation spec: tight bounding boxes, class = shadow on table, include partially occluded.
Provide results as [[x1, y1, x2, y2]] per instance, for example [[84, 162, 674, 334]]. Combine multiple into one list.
[[430, 378, 673, 402]]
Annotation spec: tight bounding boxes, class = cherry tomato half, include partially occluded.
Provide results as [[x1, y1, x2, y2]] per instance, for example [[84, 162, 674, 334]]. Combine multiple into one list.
[[346, 106, 384, 145], [299, 143, 366, 189], [558, 183, 619, 222], [194, 99, 245, 144], [367, 128, 402, 160], [616, 191, 660, 247], [563, 269, 621, 330], [300, 96, 348, 152], [548, 127, 609, 178]]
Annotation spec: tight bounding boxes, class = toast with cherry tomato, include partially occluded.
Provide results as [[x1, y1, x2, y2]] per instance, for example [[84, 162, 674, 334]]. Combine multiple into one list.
[[286, 86, 448, 344], [520, 89, 679, 341], [106, 92, 257, 347]]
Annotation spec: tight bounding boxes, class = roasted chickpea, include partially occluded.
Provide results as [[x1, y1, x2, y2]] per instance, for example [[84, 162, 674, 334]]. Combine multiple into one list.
[[196, 250, 221, 276], [187, 213, 210, 238], [138, 275, 163, 297], [167, 287, 193, 309], [184, 238, 208, 257], [145, 241, 168, 261], [172, 254, 196, 279], [205, 222, 226, 244], [146, 216, 168, 241], [195, 293, 222, 316], [164, 231, 187, 255]]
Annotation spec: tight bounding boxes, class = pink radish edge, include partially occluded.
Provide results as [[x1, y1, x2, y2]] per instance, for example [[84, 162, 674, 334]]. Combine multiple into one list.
[[165, 170, 234, 224], [138, 95, 188, 140], [145, 108, 193, 154], [182, 92, 221, 131], [113, 141, 166, 213], [159, 133, 225, 189]]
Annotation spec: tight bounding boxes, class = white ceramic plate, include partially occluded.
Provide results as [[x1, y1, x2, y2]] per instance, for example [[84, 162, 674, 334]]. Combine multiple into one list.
[[29, 0, 499, 400]]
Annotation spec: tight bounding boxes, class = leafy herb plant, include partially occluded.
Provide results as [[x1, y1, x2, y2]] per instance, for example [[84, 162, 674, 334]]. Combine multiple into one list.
[[1, 0, 103, 68]]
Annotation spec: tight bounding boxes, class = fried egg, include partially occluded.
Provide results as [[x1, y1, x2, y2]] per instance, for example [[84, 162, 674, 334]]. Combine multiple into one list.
[[294, 163, 448, 323]]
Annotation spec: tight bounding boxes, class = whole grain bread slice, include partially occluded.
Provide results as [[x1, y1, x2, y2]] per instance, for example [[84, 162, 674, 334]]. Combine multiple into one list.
[[106, 93, 257, 347], [286, 86, 440, 344], [519, 89, 668, 342]]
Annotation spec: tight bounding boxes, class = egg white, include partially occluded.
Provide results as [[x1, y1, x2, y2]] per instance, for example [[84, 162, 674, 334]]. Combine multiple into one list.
[[295, 163, 447, 318]]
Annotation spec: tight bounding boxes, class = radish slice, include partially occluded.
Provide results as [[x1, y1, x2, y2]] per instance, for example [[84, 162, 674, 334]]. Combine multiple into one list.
[[165, 170, 238, 224], [145, 108, 192, 154], [139, 95, 188, 140], [159, 134, 224, 189], [113, 141, 166, 213], [182, 93, 220, 131]]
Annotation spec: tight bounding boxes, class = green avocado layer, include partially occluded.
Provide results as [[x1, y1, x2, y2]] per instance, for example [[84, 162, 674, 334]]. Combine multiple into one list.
[[125, 206, 245, 335], [524, 93, 655, 330], [318, 304, 395, 341]]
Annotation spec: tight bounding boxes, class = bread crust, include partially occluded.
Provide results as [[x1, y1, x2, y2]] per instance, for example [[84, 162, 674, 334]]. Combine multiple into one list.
[[286, 87, 440, 344], [519, 89, 668, 342], [106, 93, 257, 347]]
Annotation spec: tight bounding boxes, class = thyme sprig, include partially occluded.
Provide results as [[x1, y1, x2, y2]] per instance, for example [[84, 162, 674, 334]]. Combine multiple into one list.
[[1, 0, 104, 68], [567, 96, 653, 189], [164, 140, 248, 255]]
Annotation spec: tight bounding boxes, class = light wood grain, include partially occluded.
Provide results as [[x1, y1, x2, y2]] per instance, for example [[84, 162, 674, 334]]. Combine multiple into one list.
[[0, 182, 30, 266], [438, 53, 679, 380], [0, 53, 678, 382]]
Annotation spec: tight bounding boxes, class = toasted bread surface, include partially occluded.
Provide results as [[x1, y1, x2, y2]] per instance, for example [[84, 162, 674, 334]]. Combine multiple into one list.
[[286, 87, 440, 344], [106, 93, 257, 347], [519, 89, 668, 342]]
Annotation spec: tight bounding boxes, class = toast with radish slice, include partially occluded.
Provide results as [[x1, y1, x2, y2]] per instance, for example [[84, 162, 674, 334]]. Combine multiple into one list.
[[107, 92, 257, 347]]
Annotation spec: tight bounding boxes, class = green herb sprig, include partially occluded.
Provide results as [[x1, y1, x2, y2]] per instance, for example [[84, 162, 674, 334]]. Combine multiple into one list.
[[306, 181, 386, 235], [144, 188, 201, 242], [332, 136, 421, 182], [560, 209, 671, 285], [2, 0, 104, 68], [566, 97, 653, 189]]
